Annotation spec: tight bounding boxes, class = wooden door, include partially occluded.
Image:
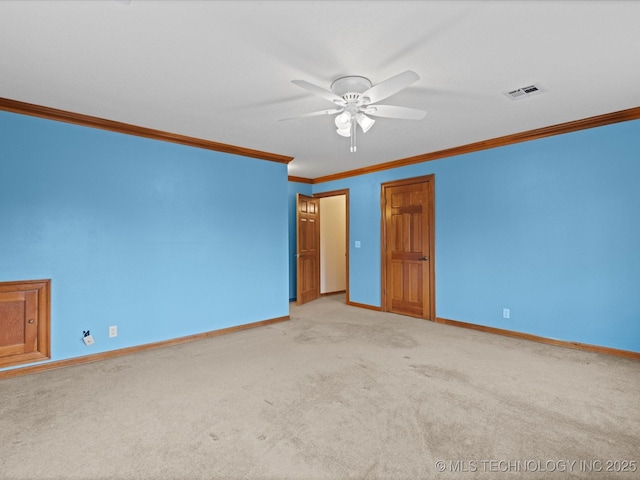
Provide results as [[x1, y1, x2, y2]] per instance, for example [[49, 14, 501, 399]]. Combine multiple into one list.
[[382, 176, 435, 319], [0, 279, 51, 368], [296, 194, 320, 305]]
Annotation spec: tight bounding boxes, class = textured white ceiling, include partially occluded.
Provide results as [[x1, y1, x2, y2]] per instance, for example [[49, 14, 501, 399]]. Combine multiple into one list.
[[2, 1, 640, 179]]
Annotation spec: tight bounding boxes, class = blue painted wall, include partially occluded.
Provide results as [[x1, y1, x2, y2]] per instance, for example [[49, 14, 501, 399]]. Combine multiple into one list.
[[302, 119, 640, 352], [0, 111, 289, 371]]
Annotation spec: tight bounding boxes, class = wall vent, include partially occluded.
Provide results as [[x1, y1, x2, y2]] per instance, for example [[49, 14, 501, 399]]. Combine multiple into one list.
[[505, 84, 542, 100]]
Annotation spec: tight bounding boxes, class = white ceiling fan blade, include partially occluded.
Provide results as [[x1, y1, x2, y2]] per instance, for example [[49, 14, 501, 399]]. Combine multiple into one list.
[[362, 70, 420, 104], [291, 80, 346, 106], [364, 104, 426, 120], [279, 108, 343, 121]]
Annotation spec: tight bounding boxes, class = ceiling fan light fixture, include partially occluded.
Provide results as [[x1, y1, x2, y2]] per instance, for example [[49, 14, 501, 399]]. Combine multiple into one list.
[[334, 111, 352, 130], [356, 113, 375, 133], [286, 70, 424, 153]]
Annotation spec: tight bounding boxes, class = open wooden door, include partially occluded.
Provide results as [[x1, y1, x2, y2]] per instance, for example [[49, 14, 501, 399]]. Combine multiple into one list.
[[382, 175, 435, 319], [296, 194, 320, 305]]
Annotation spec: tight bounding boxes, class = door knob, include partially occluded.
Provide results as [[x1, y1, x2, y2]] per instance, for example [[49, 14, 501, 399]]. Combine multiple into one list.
[[28, 319, 35, 324], [420, 256, 429, 261]]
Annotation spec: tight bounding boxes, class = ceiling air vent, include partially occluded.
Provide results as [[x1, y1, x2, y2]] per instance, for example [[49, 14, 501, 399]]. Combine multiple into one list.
[[505, 84, 542, 100]]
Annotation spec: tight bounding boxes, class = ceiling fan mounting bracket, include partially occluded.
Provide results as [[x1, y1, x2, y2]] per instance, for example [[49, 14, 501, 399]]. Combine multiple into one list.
[[330, 76, 372, 96]]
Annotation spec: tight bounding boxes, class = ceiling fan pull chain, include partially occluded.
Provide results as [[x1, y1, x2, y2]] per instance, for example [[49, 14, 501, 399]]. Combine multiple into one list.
[[350, 119, 357, 153]]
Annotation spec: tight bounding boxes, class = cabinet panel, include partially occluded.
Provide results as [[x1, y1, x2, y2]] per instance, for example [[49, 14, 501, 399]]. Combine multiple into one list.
[[0, 280, 50, 368]]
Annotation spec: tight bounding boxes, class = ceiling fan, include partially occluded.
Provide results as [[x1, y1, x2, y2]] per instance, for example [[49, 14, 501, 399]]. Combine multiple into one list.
[[281, 70, 427, 152]]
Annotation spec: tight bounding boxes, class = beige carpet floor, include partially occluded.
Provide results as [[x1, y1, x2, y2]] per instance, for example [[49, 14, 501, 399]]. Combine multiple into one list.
[[1, 295, 639, 479]]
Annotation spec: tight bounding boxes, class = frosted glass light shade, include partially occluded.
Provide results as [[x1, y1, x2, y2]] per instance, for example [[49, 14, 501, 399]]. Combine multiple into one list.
[[356, 113, 375, 133], [334, 112, 352, 130]]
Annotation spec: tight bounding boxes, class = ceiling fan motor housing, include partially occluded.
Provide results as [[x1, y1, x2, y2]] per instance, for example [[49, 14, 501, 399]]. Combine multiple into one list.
[[331, 76, 373, 106]]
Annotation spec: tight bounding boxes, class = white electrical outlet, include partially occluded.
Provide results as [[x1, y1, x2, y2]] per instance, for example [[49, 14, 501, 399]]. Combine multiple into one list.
[[503, 308, 510, 319], [83, 334, 95, 346], [109, 325, 118, 338]]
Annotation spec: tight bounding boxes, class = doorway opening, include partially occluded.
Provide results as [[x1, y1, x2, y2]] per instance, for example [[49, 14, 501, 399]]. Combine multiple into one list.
[[296, 189, 349, 305]]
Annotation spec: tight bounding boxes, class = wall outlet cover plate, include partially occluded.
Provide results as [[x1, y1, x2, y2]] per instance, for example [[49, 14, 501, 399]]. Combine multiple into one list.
[[83, 334, 95, 346]]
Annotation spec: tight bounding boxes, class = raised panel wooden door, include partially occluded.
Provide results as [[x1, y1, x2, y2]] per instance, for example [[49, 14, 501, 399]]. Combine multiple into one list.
[[296, 194, 320, 305], [0, 279, 50, 368], [383, 180, 432, 318]]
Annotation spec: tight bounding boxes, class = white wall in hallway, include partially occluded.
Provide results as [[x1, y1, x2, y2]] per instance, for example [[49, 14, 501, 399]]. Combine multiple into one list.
[[320, 195, 346, 294]]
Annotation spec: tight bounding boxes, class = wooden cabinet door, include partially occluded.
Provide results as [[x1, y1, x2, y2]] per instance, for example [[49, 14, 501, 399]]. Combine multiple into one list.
[[0, 280, 50, 368], [0, 290, 38, 357]]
